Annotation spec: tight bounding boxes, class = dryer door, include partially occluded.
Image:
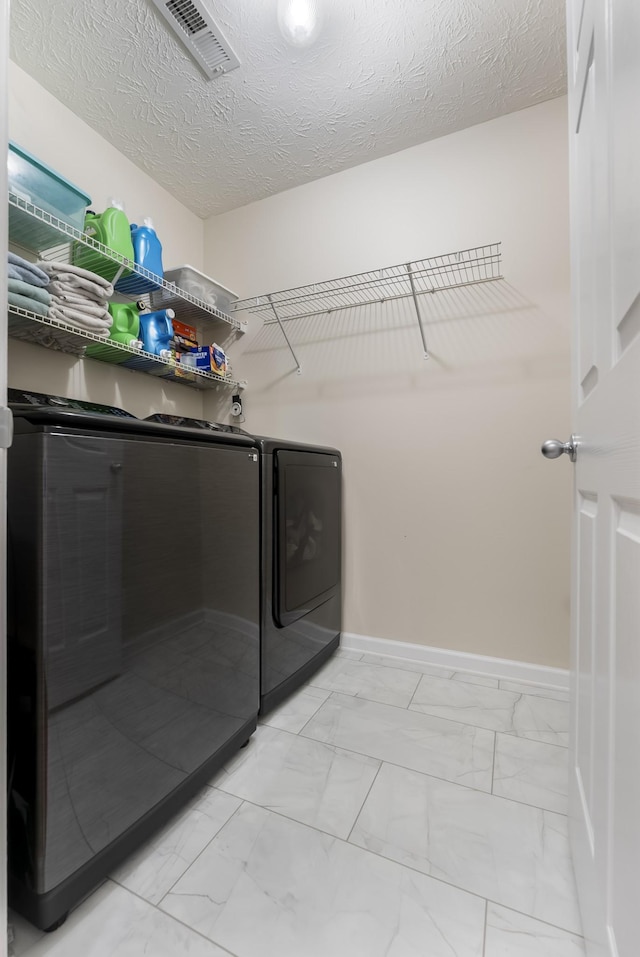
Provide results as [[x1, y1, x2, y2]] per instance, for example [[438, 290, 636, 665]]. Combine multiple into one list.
[[274, 450, 341, 628]]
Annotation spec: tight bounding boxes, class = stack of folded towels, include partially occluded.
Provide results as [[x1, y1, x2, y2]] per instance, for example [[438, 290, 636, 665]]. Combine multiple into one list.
[[7, 252, 51, 317], [37, 261, 114, 337]]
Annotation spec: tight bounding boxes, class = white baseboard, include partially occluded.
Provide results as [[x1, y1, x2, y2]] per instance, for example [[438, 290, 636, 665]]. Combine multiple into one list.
[[340, 632, 569, 691]]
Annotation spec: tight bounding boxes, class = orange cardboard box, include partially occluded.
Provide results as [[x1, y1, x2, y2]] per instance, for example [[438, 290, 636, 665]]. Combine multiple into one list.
[[172, 319, 197, 342]]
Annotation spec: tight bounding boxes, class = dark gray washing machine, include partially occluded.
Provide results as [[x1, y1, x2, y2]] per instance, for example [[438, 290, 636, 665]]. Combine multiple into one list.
[[7, 391, 261, 931], [255, 436, 342, 715]]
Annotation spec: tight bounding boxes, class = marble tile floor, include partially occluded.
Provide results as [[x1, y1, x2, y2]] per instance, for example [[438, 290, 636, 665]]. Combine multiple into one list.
[[10, 650, 583, 957]]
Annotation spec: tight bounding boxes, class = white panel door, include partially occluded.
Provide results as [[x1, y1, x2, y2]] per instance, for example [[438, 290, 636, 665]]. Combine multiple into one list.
[[0, 0, 9, 954], [1, 0, 9, 947], [565, 1, 640, 955]]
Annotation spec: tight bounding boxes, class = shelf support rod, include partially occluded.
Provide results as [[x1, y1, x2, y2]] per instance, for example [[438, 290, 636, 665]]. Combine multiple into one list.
[[268, 296, 301, 375], [112, 263, 127, 286], [406, 263, 430, 360]]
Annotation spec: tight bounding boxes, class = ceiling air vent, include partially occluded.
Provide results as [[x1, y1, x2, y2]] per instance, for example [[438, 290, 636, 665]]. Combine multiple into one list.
[[149, 0, 240, 79]]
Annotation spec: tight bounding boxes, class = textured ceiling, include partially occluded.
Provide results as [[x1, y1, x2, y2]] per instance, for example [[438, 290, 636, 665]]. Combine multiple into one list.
[[10, 0, 567, 217]]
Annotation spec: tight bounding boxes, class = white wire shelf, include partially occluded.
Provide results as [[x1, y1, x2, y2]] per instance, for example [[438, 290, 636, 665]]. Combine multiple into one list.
[[7, 307, 246, 391], [8, 193, 246, 338], [233, 243, 502, 371]]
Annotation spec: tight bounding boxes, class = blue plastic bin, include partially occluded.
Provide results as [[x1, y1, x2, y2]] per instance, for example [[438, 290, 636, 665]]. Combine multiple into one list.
[[8, 142, 91, 232]]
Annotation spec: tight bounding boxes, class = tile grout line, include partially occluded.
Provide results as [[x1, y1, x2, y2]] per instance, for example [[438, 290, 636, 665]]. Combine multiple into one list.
[[151, 798, 247, 904], [482, 898, 489, 957], [296, 728, 494, 796], [345, 761, 383, 845], [405, 672, 423, 711], [106, 879, 242, 957], [494, 730, 571, 752], [480, 899, 587, 942], [293, 692, 334, 737], [490, 731, 496, 794], [262, 688, 331, 737]]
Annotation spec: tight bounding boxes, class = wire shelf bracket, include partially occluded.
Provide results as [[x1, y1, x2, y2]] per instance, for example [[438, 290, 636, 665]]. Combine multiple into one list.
[[406, 262, 429, 360], [233, 243, 502, 369], [268, 296, 302, 375]]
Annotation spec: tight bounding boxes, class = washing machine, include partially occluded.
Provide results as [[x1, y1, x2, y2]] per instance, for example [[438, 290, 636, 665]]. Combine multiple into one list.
[[7, 391, 261, 931], [145, 418, 342, 714]]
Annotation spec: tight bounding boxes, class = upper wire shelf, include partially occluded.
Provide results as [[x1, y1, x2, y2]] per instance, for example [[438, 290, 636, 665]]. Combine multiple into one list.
[[234, 244, 502, 322], [233, 243, 502, 371], [8, 193, 246, 337]]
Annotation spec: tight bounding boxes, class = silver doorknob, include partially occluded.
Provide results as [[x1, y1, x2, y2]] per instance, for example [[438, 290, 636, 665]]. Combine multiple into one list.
[[541, 435, 578, 463]]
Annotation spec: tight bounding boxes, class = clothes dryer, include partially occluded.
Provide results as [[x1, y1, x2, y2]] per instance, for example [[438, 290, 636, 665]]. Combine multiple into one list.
[[145, 417, 342, 714], [256, 436, 342, 714]]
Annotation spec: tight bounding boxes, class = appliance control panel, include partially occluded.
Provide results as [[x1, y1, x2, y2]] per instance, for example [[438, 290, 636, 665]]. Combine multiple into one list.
[[8, 388, 136, 418], [144, 413, 251, 436]]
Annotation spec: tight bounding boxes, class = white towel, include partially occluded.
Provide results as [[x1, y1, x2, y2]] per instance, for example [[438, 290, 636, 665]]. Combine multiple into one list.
[[38, 260, 112, 286], [47, 280, 111, 304], [50, 294, 110, 319], [38, 260, 114, 290], [38, 262, 114, 300], [49, 305, 111, 336]]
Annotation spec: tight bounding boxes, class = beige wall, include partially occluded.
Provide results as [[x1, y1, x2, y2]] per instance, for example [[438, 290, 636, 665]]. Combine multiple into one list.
[[203, 97, 572, 668], [8, 61, 205, 418]]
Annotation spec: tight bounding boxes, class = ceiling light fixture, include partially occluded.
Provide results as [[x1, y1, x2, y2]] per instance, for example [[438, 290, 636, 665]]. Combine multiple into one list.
[[277, 0, 322, 48]]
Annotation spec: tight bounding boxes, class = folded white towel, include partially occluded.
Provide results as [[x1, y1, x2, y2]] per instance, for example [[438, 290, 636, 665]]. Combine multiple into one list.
[[39, 264, 114, 301], [48, 280, 111, 304], [38, 260, 114, 290], [50, 294, 110, 320], [49, 304, 111, 335], [49, 302, 111, 325]]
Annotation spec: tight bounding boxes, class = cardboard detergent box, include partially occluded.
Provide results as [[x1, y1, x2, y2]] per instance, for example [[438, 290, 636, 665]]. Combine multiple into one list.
[[173, 332, 199, 352], [187, 343, 227, 376], [171, 318, 197, 342]]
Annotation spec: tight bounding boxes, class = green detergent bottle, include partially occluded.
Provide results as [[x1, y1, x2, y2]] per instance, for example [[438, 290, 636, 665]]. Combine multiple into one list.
[[73, 202, 134, 282], [86, 301, 143, 363], [108, 301, 143, 347]]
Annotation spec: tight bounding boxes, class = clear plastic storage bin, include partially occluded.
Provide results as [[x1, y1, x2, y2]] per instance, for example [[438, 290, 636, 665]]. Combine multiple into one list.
[[8, 142, 91, 232], [162, 265, 238, 315]]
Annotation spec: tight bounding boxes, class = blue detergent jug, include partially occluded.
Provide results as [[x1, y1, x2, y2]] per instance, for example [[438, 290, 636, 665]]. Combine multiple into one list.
[[115, 218, 164, 295], [139, 308, 175, 358]]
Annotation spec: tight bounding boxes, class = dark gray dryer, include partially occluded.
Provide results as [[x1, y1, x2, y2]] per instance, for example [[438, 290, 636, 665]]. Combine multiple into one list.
[[145, 418, 342, 713], [256, 436, 342, 715]]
